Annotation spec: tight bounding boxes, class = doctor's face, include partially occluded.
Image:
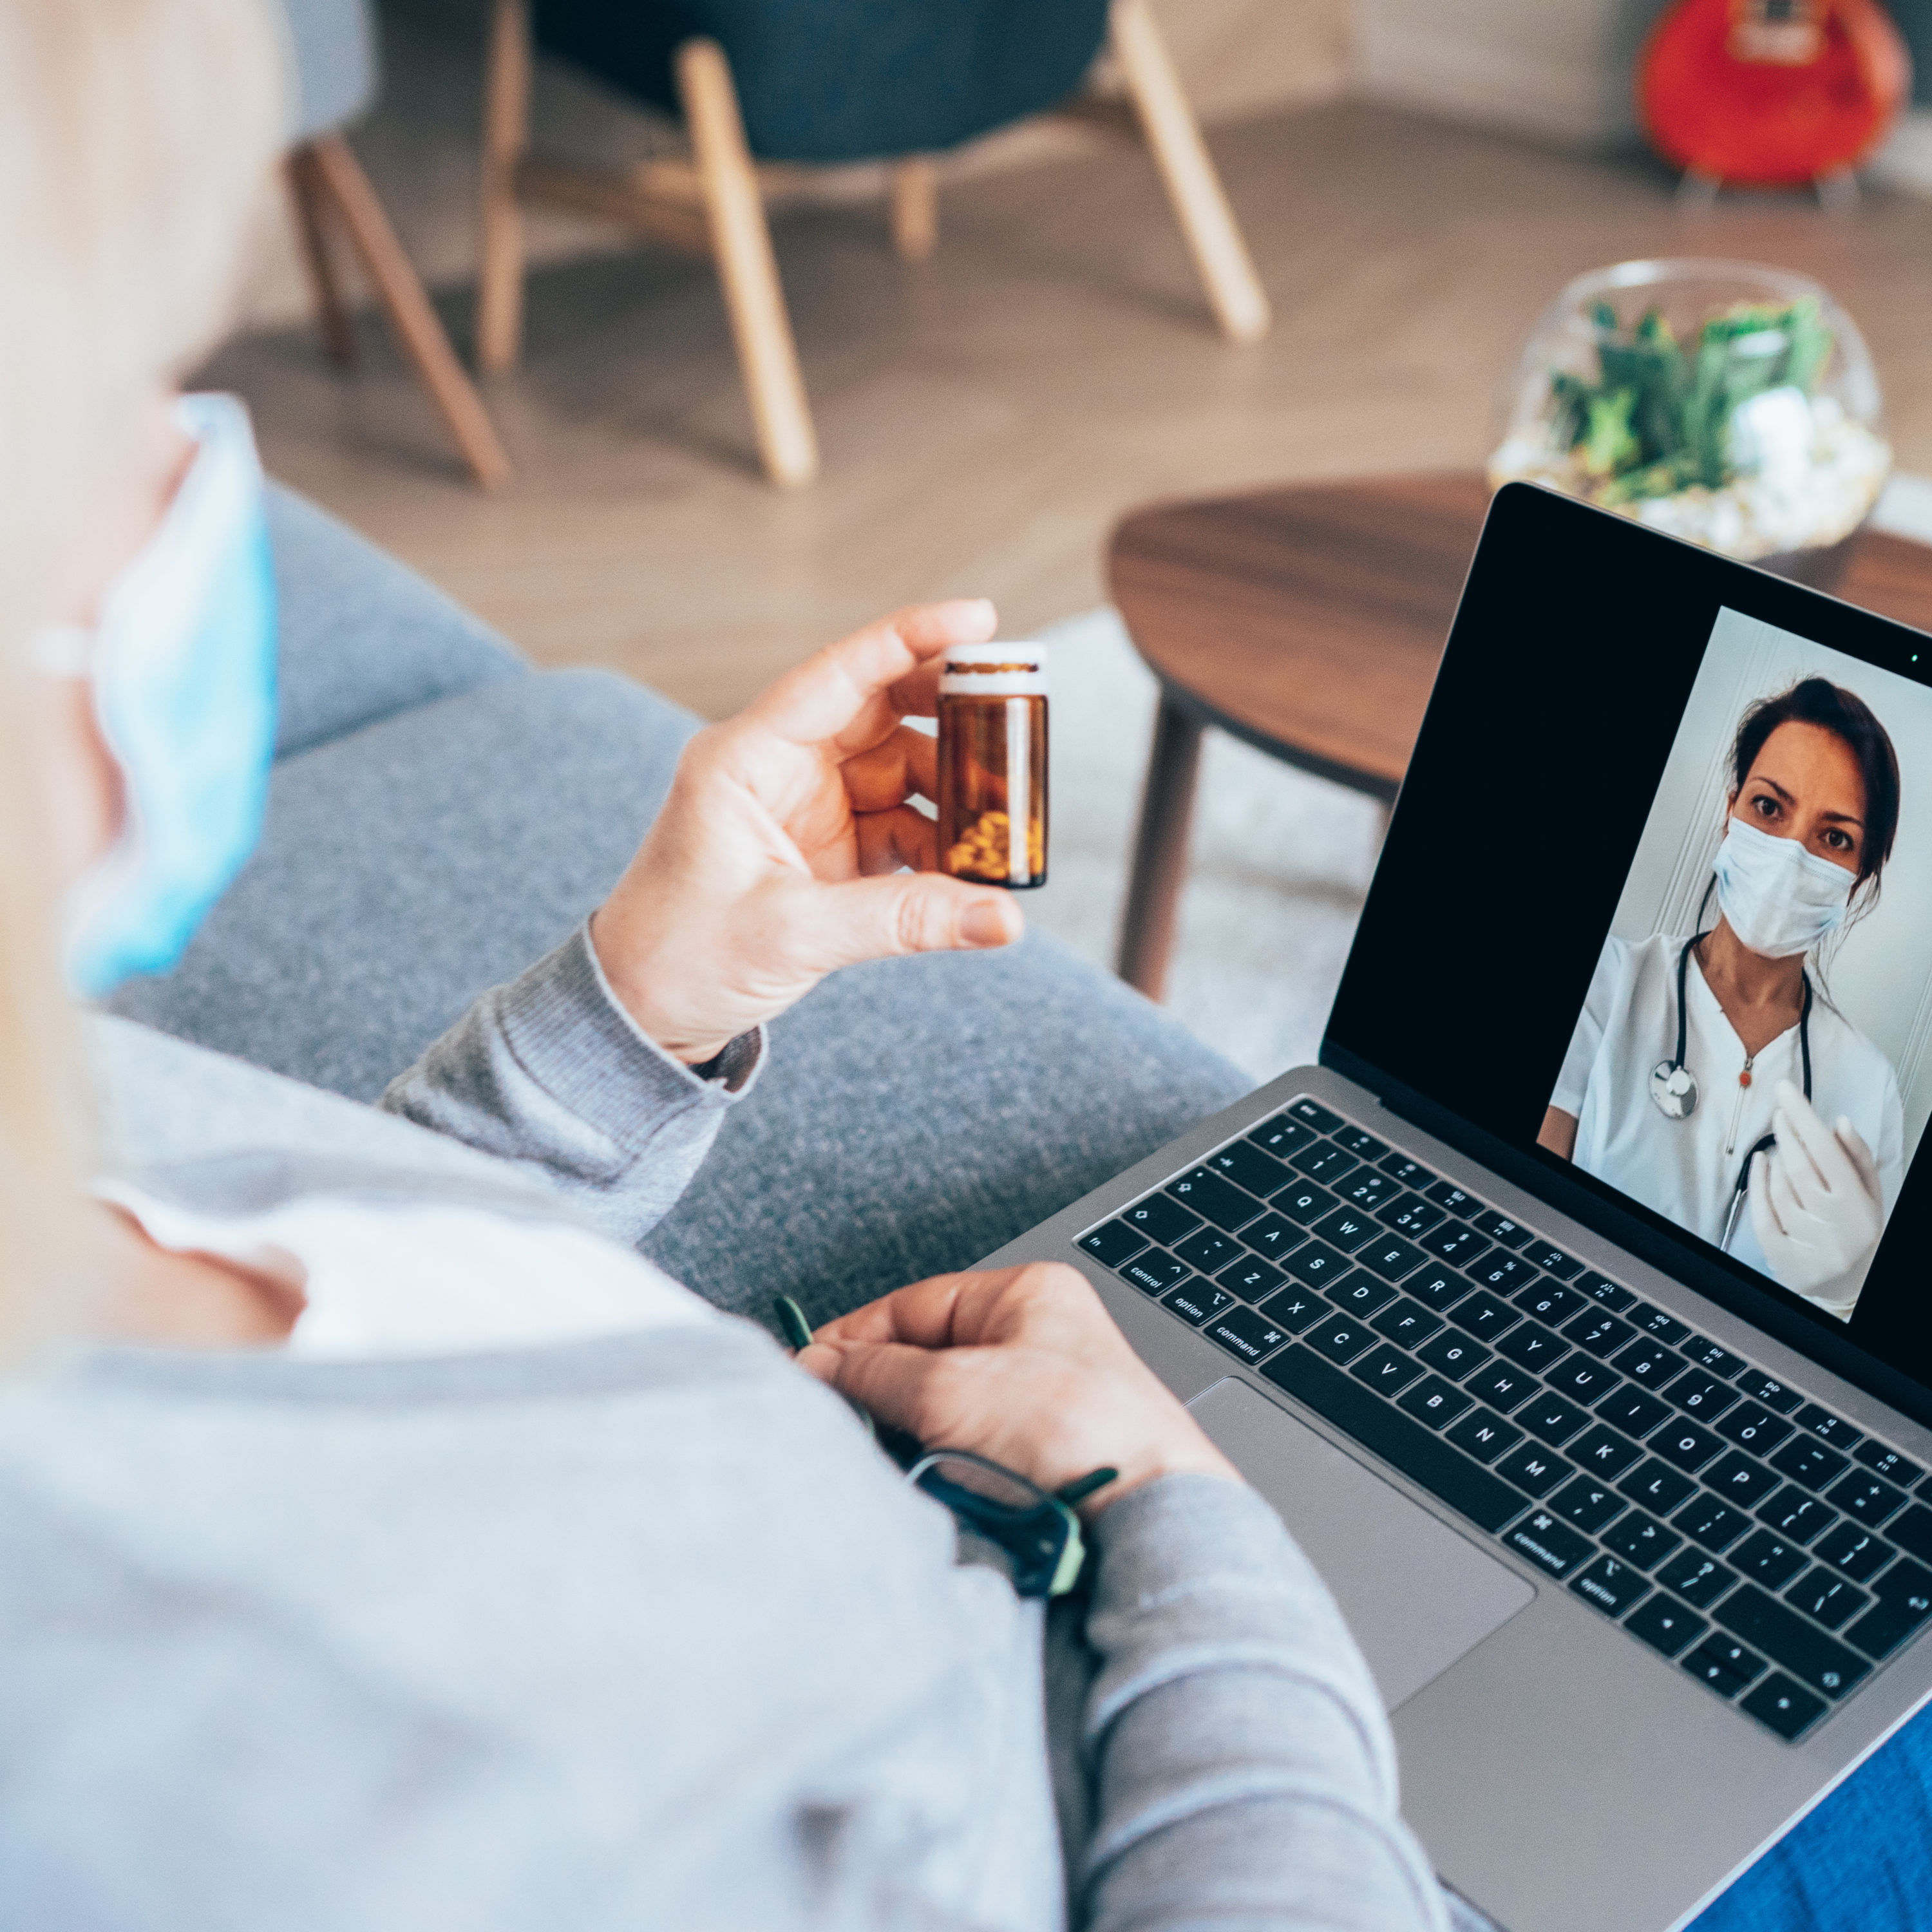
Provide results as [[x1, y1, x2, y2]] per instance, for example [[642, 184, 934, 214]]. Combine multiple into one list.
[[1730, 721, 1865, 875]]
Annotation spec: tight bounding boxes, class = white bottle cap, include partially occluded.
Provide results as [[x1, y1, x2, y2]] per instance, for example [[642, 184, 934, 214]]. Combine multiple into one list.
[[939, 641, 1048, 696]]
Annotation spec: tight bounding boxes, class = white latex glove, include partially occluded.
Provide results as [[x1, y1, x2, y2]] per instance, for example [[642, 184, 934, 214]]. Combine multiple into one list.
[[1747, 1079, 1884, 1306]]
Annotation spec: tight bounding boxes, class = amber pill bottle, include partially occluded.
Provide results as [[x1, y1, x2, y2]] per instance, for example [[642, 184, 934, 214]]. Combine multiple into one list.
[[936, 642, 1048, 889]]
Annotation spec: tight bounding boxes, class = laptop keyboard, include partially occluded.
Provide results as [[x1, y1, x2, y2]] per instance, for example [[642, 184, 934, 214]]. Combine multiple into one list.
[[1077, 1095, 1932, 1743]]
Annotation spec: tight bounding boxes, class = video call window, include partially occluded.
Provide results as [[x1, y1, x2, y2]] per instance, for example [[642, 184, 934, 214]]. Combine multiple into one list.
[[1542, 607, 1932, 1323]]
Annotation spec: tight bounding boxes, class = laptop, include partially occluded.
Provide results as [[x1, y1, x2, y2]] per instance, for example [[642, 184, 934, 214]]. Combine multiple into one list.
[[981, 482, 1932, 1932]]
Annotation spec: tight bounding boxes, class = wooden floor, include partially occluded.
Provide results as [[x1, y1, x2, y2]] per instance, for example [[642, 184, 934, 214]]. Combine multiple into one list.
[[208, 99, 1932, 721]]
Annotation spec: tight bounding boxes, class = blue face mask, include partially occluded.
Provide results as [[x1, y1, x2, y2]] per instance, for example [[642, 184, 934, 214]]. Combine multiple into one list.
[[41, 395, 278, 998]]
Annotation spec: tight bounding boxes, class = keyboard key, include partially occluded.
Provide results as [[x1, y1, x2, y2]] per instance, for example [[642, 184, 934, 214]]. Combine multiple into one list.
[[1334, 1126, 1388, 1160], [1612, 1339, 1680, 1387], [1577, 1271, 1637, 1313], [1240, 1213, 1305, 1262], [1516, 1280, 1587, 1327], [1655, 1548, 1738, 1608], [1571, 1553, 1650, 1617], [1291, 1143, 1358, 1188], [1247, 1113, 1315, 1160], [1843, 1559, 1932, 1660], [1505, 1510, 1593, 1578], [1274, 1180, 1341, 1226], [1119, 1250, 1191, 1297], [1704, 1451, 1783, 1511], [1398, 1376, 1473, 1430], [1451, 1291, 1519, 1342], [1467, 1253, 1540, 1296], [1525, 1242, 1584, 1280], [1738, 1372, 1804, 1415], [1350, 1343, 1425, 1398], [1795, 1404, 1862, 1453], [1602, 1508, 1681, 1571], [1621, 1458, 1698, 1515], [1405, 1264, 1475, 1312], [1121, 1194, 1202, 1247], [1311, 1207, 1379, 1253], [1323, 1270, 1399, 1318], [1631, 1303, 1692, 1347], [1446, 1407, 1524, 1464], [1811, 1520, 1894, 1582], [1204, 1305, 1293, 1367], [1378, 1193, 1446, 1238], [1715, 1586, 1870, 1699], [1283, 1240, 1351, 1290], [1162, 1280, 1234, 1326], [1825, 1472, 1908, 1529], [1216, 1255, 1287, 1302], [1465, 1360, 1537, 1412], [1207, 1141, 1292, 1199], [1176, 1227, 1244, 1274], [1255, 1285, 1328, 1334], [1769, 1437, 1850, 1493], [1305, 1311, 1376, 1366], [1166, 1168, 1264, 1233], [1520, 1392, 1591, 1448], [1783, 1567, 1871, 1632], [1853, 1441, 1924, 1488], [1596, 1387, 1672, 1441], [1497, 1442, 1573, 1497], [1358, 1234, 1428, 1282], [1372, 1298, 1444, 1349], [1080, 1220, 1148, 1268], [1380, 1153, 1437, 1189], [1683, 1634, 1767, 1698], [1890, 1504, 1932, 1567], [1342, 1170, 1401, 1213], [1425, 1224, 1490, 1269], [1756, 1486, 1837, 1546], [1733, 1529, 1809, 1589], [1495, 1321, 1569, 1374], [1285, 1097, 1344, 1132], [1258, 1345, 1526, 1532], [1741, 1674, 1828, 1741], [1564, 1308, 1638, 1358], [1416, 1329, 1492, 1381], [1672, 1492, 1753, 1553], [1626, 1591, 1708, 1658], [1714, 1403, 1794, 1456], [1546, 1356, 1620, 1405], [1552, 1474, 1626, 1534], [1681, 1336, 1748, 1379], [1567, 1424, 1643, 1481], [1653, 1420, 1727, 1475], [1663, 1369, 1739, 1423], [1424, 1180, 1479, 1215], [1472, 1208, 1532, 1248]]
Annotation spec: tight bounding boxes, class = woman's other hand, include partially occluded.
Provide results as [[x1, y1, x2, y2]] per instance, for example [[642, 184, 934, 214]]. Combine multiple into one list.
[[589, 601, 1023, 1063], [798, 1262, 1242, 1514], [1748, 1079, 1884, 1301]]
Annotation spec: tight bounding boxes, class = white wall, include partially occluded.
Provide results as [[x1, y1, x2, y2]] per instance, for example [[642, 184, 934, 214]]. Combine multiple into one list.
[[1609, 607, 1932, 1152]]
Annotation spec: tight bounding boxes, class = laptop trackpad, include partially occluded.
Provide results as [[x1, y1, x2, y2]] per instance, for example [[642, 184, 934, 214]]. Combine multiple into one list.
[[1188, 1378, 1535, 1711]]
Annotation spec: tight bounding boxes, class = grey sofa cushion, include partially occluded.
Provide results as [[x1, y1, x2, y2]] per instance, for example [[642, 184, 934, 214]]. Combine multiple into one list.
[[267, 486, 527, 761]]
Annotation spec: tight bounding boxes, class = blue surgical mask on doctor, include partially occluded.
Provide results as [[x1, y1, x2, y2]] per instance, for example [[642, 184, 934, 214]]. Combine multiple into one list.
[[37, 394, 277, 998], [1712, 815, 1854, 960]]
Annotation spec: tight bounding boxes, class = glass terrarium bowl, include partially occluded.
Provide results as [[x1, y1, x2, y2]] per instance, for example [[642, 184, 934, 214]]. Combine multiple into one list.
[[1488, 258, 1888, 587]]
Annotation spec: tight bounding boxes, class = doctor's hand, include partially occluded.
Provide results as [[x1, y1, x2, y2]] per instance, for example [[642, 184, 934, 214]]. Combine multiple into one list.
[[1748, 1079, 1884, 1306], [798, 1262, 1242, 1516], [589, 601, 1024, 1065]]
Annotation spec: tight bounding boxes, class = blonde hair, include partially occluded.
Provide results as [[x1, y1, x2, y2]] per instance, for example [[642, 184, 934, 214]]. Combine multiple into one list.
[[0, 0, 283, 1345]]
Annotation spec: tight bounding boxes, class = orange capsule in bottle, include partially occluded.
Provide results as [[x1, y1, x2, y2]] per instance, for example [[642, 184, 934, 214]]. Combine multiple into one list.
[[936, 641, 1048, 889]]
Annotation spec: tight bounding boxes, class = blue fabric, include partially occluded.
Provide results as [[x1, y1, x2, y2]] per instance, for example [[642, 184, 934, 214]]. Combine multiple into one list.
[[533, 0, 1110, 162], [274, 0, 380, 140], [1691, 1703, 1932, 1931]]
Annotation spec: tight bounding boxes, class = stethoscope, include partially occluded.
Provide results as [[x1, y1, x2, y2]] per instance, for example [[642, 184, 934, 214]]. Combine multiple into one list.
[[1649, 931, 1812, 1252]]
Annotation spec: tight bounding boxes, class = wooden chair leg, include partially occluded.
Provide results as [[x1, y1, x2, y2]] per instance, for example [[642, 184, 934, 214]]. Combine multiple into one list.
[[676, 37, 819, 488], [1116, 695, 1204, 1001], [477, 0, 531, 374], [307, 133, 515, 491], [1108, 0, 1270, 344], [890, 156, 938, 262], [286, 146, 357, 368]]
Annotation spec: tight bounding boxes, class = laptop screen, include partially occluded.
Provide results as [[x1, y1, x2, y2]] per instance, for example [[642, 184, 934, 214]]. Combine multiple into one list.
[[1326, 484, 1932, 1414]]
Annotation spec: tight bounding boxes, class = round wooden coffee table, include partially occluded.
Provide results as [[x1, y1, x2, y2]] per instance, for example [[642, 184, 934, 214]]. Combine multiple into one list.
[[1108, 470, 1932, 1001]]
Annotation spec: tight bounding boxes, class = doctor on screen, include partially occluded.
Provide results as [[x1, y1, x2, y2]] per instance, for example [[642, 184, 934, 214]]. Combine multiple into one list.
[[1540, 678, 1905, 1320]]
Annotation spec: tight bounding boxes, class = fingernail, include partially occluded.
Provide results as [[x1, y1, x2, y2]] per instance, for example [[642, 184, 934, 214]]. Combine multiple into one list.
[[961, 899, 1012, 947]]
